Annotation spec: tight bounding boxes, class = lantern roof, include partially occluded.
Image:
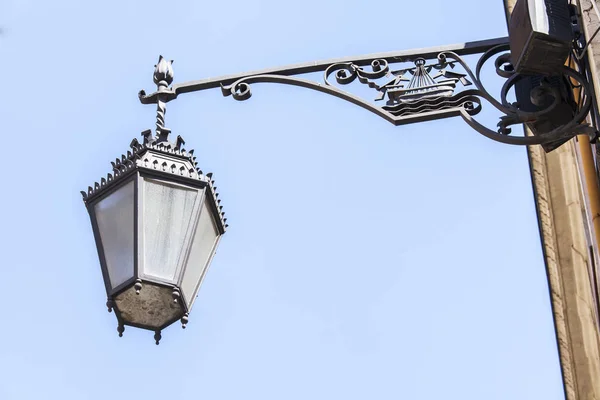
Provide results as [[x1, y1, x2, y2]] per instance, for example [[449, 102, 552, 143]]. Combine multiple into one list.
[[80, 130, 228, 232]]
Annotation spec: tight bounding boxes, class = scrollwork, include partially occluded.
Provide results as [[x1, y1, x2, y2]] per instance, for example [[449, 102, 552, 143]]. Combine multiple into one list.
[[139, 40, 596, 149], [323, 59, 389, 88], [319, 46, 595, 146], [324, 63, 357, 86], [221, 80, 252, 101]]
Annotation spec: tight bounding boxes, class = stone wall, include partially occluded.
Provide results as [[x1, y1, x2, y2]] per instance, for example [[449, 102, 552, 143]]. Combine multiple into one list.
[[503, 1, 600, 399]]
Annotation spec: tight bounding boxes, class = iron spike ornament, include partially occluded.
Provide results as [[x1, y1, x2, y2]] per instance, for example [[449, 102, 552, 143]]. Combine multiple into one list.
[[82, 58, 227, 343], [139, 38, 598, 150]]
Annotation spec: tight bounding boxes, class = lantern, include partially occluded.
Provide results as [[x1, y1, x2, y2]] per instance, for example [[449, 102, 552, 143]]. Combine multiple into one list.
[[81, 131, 227, 344]]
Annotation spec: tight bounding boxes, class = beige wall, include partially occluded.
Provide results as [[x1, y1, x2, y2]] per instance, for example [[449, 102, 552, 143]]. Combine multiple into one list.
[[503, 1, 600, 399]]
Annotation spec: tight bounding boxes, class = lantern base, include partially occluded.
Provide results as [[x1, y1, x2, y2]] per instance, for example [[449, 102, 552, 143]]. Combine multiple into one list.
[[113, 282, 185, 330]]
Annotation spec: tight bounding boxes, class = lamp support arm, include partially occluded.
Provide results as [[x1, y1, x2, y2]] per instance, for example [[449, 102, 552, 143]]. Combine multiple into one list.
[[138, 36, 596, 148]]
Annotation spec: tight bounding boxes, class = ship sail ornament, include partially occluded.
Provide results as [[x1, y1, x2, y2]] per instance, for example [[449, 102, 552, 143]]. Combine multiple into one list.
[[377, 58, 472, 104], [372, 57, 476, 118]]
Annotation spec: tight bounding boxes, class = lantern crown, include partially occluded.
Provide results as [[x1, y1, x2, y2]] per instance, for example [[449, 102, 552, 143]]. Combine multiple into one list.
[[81, 130, 227, 230]]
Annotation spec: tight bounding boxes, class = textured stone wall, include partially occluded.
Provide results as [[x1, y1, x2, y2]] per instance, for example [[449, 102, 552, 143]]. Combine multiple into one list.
[[503, 1, 600, 399]]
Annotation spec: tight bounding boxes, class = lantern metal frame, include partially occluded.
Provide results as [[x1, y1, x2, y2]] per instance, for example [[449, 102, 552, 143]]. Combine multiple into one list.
[[82, 132, 227, 342]]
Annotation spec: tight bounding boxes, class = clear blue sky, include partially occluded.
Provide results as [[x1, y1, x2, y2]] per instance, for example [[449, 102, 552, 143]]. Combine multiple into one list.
[[0, 0, 564, 399]]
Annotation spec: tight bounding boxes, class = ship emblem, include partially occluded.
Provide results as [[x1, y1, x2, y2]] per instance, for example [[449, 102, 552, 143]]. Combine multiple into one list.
[[375, 58, 472, 104]]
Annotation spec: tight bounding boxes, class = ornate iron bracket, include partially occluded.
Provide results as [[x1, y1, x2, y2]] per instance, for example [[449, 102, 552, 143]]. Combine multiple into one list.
[[138, 37, 595, 147]]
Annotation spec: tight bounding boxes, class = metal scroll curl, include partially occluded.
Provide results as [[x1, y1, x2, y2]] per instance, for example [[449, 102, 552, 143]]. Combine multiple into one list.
[[219, 58, 390, 101], [323, 59, 390, 87], [219, 73, 405, 125], [425, 46, 590, 144]]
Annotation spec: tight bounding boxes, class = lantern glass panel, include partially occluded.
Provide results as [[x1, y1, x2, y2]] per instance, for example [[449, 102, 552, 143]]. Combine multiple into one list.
[[94, 180, 135, 290], [142, 178, 197, 282], [181, 195, 220, 307]]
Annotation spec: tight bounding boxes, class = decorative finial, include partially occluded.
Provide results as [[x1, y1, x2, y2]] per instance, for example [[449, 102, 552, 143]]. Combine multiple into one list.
[[141, 129, 153, 144], [175, 135, 185, 151], [117, 323, 125, 337], [181, 313, 189, 329], [106, 298, 114, 313], [154, 330, 162, 345], [153, 56, 174, 88], [172, 288, 180, 303]]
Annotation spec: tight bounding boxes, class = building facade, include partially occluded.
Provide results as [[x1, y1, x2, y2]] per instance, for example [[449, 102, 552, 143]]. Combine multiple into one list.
[[504, 1, 600, 398]]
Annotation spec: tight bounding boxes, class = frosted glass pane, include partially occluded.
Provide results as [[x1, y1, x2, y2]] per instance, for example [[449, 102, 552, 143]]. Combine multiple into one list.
[[94, 180, 135, 289], [143, 179, 197, 281], [181, 197, 220, 307]]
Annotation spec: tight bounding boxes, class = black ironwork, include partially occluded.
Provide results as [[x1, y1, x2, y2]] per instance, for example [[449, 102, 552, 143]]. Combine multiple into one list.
[[84, 35, 600, 343], [138, 37, 596, 147], [80, 126, 227, 343]]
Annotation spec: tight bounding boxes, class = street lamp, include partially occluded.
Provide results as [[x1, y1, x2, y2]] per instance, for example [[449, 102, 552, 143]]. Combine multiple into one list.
[[82, 0, 598, 343], [81, 58, 227, 344]]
